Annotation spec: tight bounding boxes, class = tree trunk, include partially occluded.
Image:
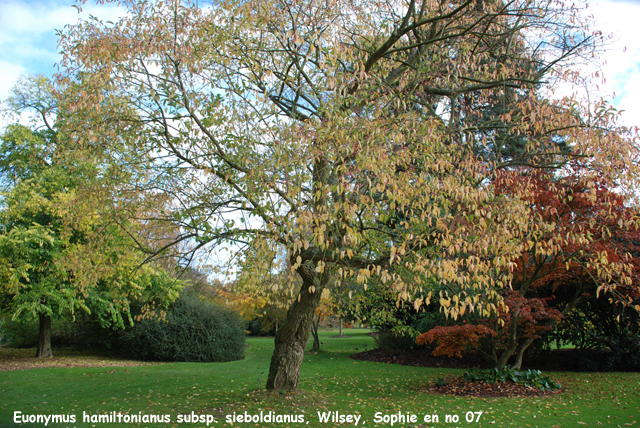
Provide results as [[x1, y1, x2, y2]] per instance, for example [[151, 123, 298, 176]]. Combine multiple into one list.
[[35, 313, 53, 358], [511, 337, 535, 369], [311, 313, 321, 351], [266, 261, 327, 390], [339, 317, 343, 336], [496, 310, 520, 371]]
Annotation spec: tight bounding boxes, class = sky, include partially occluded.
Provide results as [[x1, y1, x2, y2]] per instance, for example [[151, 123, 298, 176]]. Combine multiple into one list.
[[1, 0, 640, 127], [0, 0, 121, 96]]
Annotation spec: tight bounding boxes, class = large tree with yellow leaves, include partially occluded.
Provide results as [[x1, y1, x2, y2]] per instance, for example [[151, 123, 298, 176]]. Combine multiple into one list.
[[59, 0, 639, 389]]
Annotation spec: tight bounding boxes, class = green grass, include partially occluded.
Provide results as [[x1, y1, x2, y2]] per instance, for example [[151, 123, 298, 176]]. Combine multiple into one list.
[[1, 329, 639, 428]]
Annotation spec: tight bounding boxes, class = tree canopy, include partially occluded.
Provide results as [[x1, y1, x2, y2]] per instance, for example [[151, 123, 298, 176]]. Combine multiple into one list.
[[0, 77, 182, 357]]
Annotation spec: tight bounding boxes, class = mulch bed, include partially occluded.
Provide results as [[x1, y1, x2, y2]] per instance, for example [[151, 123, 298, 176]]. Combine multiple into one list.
[[348, 348, 589, 397], [349, 348, 492, 369], [424, 378, 563, 397]]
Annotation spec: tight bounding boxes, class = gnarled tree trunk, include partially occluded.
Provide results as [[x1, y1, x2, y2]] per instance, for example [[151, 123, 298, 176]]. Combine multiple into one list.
[[35, 313, 53, 358], [311, 313, 321, 351], [266, 261, 327, 390]]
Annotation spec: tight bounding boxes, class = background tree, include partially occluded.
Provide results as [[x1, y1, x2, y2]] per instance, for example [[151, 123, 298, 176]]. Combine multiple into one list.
[[418, 164, 640, 369], [338, 278, 440, 347], [60, 0, 640, 388], [0, 77, 182, 357], [230, 249, 301, 336], [309, 291, 336, 351]]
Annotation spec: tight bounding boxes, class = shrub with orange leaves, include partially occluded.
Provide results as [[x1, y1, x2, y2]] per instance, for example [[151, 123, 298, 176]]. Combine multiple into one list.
[[416, 324, 496, 358], [417, 291, 562, 368]]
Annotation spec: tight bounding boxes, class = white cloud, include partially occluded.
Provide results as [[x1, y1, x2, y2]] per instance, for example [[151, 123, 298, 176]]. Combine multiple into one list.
[[614, 74, 640, 127], [0, 60, 26, 100], [0, 0, 123, 39], [585, 0, 640, 127], [0, 0, 125, 103], [545, 0, 640, 127]]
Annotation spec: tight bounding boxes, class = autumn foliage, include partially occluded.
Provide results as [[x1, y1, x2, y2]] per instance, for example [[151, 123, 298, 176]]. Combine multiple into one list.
[[420, 165, 640, 369], [56, 0, 640, 388], [496, 293, 563, 344], [417, 292, 561, 361], [416, 324, 496, 358], [496, 166, 640, 302]]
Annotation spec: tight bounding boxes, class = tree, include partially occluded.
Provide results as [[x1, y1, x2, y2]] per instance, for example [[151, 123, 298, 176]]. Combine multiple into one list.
[[418, 164, 640, 369], [417, 291, 561, 368], [59, 0, 640, 389], [339, 278, 432, 334], [0, 78, 182, 357], [310, 291, 336, 351], [499, 165, 640, 363], [229, 247, 300, 335], [506, 167, 640, 358]]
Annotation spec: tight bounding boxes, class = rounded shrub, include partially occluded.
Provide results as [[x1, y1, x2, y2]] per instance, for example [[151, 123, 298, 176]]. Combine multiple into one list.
[[121, 293, 246, 362], [411, 311, 446, 334]]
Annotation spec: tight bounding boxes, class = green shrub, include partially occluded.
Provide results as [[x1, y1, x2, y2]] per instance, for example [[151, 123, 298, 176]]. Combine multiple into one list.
[[0, 317, 79, 349], [373, 311, 448, 351], [57, 314, 122, 352], [546, 309, 601, 350], [463, 367, 561, 391], [411, 312, 446, 334], [601, 334, 640, 371], [246, 317, 276, 336], [121, 293, 246, 362], [374, 328, 417, 351], [0, 318, 39, 348]]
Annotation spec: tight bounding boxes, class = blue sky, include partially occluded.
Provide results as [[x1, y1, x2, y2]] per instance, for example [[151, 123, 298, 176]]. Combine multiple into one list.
[[0, 0, 122, 99], [1, 0, 640, 127]]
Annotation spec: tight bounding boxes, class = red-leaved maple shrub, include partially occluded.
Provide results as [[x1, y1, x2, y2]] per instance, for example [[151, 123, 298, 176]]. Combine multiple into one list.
[[416, 324, 496, 358], [420, 166, 640, 370]]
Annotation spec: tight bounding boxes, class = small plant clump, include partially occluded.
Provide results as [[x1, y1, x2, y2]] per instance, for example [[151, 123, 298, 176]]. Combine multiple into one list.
[[463, 367, 561, 391]]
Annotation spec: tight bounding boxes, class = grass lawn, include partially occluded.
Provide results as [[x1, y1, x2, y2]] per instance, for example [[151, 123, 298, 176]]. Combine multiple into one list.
[[1, 329, 639, 428]]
